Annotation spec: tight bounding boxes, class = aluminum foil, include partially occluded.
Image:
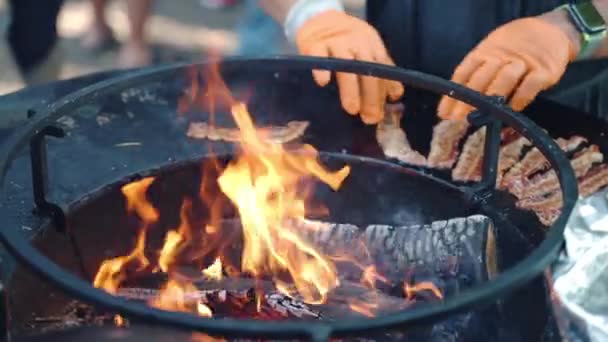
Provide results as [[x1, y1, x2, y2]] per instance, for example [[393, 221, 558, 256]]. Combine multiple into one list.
[[551, 187, 608, 341]]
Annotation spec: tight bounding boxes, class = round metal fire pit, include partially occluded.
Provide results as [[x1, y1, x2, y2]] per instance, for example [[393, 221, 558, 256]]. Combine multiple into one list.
[[0, 57, 577, 341]]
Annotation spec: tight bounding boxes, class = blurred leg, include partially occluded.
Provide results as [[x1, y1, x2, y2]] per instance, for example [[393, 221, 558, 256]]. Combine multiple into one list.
[[117, 0, 153, 68], [6, 0, 65, 85], [82, 0, 117, 50]]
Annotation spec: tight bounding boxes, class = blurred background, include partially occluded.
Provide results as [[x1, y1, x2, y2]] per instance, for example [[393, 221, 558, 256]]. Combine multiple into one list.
[[0, 0, 364, 95]]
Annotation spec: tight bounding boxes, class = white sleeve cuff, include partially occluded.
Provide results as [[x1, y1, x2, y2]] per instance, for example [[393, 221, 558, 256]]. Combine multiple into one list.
[[284, 0, 345, 44]]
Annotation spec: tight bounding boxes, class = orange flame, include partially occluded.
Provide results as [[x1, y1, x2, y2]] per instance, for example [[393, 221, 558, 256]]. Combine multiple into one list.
[[217, 102, 350, 304], [158, 199, 194, 273], [404, 282, 444, 300], [348, 265, 389, 317], [92, 61, 446, 323], [202, 258, 223, 281], [121, 177, 159, 224], [113, 314, 127, 327], [150, 279, 212, 317], [93, 229, 149, 293]]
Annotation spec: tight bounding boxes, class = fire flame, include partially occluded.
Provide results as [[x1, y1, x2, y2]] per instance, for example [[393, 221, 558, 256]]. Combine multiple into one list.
[[217, 102, 350, 304], [404, 282, 444, 300], [202, 258, 223, 280], [93, 61, 445, 324], [93, 177, 156, 293]]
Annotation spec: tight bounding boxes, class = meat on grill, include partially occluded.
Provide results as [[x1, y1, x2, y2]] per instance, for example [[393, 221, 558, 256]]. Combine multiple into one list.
[[187, 120, 309, 144], [496, 134, 531, 184], [517, 164, 608, 225], [450, 127, 532, 183], [427, 120, 469, 169], [376, 103, 427, 166], [511, 145, 603, 199], [451, 128, 486, 182], [500, 136, 587, 190]]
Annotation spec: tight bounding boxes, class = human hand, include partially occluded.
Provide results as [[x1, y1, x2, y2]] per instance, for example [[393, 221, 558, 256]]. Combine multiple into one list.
[[437, 16, 579, 120], [296, 10, 404, 124]]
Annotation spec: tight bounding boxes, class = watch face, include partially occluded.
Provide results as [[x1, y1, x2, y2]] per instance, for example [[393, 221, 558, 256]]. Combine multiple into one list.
[[572, 2, 607, 34]]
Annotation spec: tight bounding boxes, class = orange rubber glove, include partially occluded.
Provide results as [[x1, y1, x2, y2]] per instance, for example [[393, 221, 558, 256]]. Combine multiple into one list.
[[437, 17, 578, 120], [295, 10, 404, 124]]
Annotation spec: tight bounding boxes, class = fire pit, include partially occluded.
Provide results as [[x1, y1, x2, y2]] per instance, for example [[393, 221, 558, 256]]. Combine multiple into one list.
[[0, 57, 577, 341]]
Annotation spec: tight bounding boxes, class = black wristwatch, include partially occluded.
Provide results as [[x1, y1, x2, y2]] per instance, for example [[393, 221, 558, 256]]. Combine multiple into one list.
[[559, 0, 607, 60]]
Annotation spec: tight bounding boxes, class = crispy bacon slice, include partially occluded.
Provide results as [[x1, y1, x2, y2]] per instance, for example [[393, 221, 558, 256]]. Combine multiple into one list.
[[452, 128, 486, 182], [514, 145, 603, 199], [448, 127, 530, 183], [187, 120, 309, 144], [518, 164, 608, 226], [496, 134, 531, 184], [501, 136, 587, 193], [376, 103, 426, 166], [427, 120, 469, 169], [517, 193, 563, 212], [536, 209, 562, 226]]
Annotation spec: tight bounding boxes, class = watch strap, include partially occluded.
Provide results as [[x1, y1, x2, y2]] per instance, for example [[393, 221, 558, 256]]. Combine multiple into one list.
[[559, 2, 608, 60]]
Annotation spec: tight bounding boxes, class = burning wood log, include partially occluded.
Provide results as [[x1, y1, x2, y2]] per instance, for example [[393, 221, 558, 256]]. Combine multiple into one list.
[[300, 215, 497, 286], [376, 103, 426, 166], [186, 120, 309, 144], [427, 120, 469, 169], [115, 277, 412, 321]]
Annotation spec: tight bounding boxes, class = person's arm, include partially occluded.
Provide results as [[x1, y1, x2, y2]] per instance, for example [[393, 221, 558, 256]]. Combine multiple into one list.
[[258, 0, 297, 24], [539, 0, 608, 59], [257, 0, 404, 124], [259, 0, 344, 44]]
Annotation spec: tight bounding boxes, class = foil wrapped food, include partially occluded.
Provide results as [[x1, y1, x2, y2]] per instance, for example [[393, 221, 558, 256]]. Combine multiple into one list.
[[551, 187, 608, 341]]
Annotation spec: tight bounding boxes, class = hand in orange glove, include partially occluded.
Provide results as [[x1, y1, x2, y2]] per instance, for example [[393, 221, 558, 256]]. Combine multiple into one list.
[[437, 16, 579, 121], [295, 10, 404, 124]]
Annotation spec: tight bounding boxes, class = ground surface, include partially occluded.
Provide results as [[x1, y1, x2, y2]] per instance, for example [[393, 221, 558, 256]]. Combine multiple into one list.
[[0, 0, 364, 96]]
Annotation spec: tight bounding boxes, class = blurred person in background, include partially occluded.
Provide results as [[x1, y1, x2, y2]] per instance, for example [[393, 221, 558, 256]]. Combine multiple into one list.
[[235, 0, 286, 56], [5, 0, 64, 85], [82, 0, 153, 68], [198, 0, 286, 56], [199, 0, 239, 9]]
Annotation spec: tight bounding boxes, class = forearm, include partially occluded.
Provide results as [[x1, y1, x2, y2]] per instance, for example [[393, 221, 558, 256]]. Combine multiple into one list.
[[258, 0, 344, 42], [539, 0, 608, 59]]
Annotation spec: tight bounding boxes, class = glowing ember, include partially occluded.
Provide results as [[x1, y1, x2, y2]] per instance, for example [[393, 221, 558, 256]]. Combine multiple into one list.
[[113, 314, 127, 327], [150, 279, 212, 317]]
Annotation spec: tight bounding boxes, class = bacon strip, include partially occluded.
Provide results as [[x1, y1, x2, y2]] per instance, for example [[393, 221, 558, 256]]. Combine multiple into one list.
[[518, 164, 608, 226], [376, 103, 426, 166], [496, 134, 531, 184], [187, 120, 309, 144], [513, 145, 603, 199], [452, 128, 486, 182], [427, 120, 469, 169], [501, 136, 587, 193]]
